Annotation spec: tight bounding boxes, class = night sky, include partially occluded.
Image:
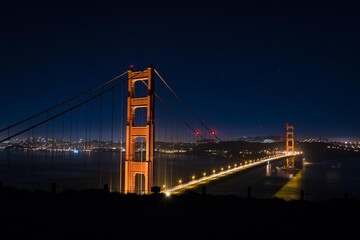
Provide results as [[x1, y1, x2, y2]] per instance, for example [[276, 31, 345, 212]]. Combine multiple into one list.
[[1, 1, 360, 141]]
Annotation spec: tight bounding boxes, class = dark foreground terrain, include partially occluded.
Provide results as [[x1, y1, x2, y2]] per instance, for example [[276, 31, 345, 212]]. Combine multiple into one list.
[[0, 186, 358, 239]]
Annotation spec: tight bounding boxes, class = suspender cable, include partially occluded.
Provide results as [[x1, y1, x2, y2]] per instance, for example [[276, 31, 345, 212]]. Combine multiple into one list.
[[110, 88, 114, 192], [98, 95, 103, 189], [0, 78, 129, 143], [85, 101, 89, 188], [155, 93, 208, 142], [51, 118, 55, 186], [119, 77, 127, 193], [1, 70, 150, 145], [0, 71, 128, 134], [61, 105, 65, 145], [76, 97, 79, 151], [69, 109, 73, 189], [154, 69, 223, 142], [139, 80, 208, 142]]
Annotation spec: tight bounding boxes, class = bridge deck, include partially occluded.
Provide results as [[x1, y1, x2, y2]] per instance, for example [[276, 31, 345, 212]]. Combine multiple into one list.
[[162, 152, 302, 195]]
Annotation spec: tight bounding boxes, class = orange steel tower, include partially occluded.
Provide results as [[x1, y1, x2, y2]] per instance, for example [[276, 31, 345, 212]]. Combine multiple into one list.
[[285, 124, 295, 154], [124, 67, 155, 194]]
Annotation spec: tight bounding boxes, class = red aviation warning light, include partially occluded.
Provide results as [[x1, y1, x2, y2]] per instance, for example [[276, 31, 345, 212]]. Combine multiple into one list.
[[195, 130, 201, 136], [210, 130, 216, 136]]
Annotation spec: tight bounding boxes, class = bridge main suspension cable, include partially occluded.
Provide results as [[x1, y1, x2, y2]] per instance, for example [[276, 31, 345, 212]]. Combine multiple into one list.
[[0, 70, 135, 143], [154, 68, 223, 142], [138, 77, 208, 142]]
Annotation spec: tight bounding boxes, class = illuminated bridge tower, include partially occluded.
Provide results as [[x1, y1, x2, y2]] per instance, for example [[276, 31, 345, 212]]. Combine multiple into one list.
[[124, 67, 155, 194], [285, 124, 295, 169], [286, 124, 295, 155]]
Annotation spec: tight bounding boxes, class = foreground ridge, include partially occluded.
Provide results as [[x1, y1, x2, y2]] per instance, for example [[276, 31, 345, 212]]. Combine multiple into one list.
[[0, 186, 359, 238]]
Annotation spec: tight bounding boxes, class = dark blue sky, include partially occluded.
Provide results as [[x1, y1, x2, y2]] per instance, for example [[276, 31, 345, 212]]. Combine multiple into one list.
[[1, 1, 360, 141]]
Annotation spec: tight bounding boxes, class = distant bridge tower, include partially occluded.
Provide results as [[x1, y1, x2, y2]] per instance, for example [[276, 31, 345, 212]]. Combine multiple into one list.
[[124, 67, 155, 194], [285, 124, 295, 155]]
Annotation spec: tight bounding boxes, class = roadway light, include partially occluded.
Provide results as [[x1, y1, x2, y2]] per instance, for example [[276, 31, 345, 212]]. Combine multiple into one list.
[[192, 175, 195, 180], [178, 179, 182, 184]]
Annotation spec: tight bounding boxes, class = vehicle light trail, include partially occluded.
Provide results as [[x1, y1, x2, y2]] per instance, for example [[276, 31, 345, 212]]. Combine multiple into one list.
[[162, 152, 302, 196]]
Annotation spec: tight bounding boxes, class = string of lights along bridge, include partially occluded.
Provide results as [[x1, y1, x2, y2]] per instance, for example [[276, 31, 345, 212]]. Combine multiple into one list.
[[0, 66, 301, 195]]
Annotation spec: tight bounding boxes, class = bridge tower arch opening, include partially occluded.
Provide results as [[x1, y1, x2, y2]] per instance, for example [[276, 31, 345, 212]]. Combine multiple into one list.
[[124, 67, 155, 194], [285, 124, 295, 155]]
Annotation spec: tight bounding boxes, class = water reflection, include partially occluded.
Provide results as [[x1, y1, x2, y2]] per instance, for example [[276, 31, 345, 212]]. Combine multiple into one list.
[[0, 150, 237, 192], [266, 162, 271, 176], [275, 158, 360, 201], [3, 149, 358, 201]]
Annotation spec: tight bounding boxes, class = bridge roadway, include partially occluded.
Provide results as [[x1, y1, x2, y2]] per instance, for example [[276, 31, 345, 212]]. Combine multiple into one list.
[[162, 152, 302, 196]]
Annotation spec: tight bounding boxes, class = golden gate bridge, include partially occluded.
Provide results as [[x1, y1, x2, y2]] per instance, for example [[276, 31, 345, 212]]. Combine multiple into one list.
[[0, 66, 301, 195]]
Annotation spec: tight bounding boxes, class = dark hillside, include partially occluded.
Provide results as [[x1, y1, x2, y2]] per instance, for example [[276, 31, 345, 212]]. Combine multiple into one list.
[[0, 186, 358, 238]]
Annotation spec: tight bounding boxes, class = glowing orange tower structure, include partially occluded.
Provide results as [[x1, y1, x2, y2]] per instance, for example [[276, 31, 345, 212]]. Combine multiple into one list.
[[285, 124, 295, 154], [124, 67, 155, 194]]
